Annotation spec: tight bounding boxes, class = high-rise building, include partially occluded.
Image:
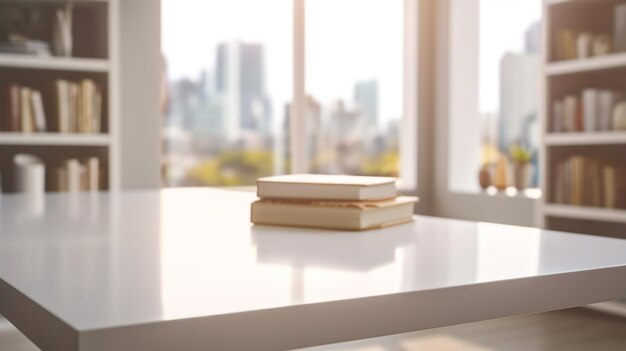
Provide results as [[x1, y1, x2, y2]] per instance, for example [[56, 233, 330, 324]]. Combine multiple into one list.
[[499, 52, 539, 152], [216, 42, 271, 141], [354, 80, 379, 126]]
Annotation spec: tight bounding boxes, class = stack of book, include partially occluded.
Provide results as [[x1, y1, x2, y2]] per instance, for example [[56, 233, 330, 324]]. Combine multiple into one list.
[[54, 79, 102, 133], [56, 157, 100, 192], [2, 85, 47, 132], [552, 89, 625, 132], [554, 156, 625, 209], [251, 174, 417, 231]]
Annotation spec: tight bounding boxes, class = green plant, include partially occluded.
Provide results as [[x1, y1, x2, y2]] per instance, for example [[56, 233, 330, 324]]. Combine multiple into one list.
[[510, 145, 531, 164]]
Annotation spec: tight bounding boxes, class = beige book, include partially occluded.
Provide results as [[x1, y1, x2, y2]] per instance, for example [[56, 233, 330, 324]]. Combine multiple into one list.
[[20, 87, 35, 133], [257, 174, 397, 201], [56, 166, 68, 192], [69, 82, 79, 133], [603, 166, 616, 208], [93, 90, 102, 133], [65, 158, 81, 192], [55, 80, 69, 132], [85, 157, 99, 191], [81, 79, 96, 133], [251, 196, 418, 231]]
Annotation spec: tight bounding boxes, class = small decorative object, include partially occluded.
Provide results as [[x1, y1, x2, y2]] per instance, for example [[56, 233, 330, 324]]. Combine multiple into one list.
[[613, 102, 626, 130], [510, 145, 532, 191], [592, 35, 612, 56], [478, 163, 492, 190], [494, 156, 508, 191], [52, 3, 73, 57], [14, 154, 45, 194], [576, 32, 592, 59]]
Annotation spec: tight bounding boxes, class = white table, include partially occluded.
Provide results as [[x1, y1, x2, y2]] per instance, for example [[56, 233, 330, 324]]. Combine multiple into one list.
[[1, 188, 626, 351]]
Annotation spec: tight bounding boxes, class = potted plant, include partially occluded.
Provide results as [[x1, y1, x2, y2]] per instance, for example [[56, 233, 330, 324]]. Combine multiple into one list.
[[510, 145, 533, 190]]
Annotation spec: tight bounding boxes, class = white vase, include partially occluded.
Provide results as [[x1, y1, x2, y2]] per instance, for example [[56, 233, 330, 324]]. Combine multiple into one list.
[[14, 154, 45, 194], [52, 4, 73, 57]]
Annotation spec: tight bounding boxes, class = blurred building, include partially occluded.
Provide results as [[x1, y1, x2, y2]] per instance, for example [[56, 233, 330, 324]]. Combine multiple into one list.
[[354, 80, 379, 127], [216, 41, 271, 141]]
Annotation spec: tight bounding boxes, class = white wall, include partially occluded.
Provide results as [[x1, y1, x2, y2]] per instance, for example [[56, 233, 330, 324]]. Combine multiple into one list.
[[119, 0, 162, 189]]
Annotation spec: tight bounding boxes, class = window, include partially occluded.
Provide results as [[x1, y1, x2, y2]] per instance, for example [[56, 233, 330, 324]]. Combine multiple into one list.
[[448, 0, 541, 196], [161, 0, 415, 187]]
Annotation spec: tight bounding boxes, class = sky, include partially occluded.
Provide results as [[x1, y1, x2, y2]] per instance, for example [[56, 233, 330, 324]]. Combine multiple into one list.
[[479, 0, 541, 114], [161, 0, 403, 127]]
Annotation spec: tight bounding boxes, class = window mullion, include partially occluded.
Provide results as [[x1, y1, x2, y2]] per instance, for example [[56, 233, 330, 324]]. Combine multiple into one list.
[[290, 0, 308, 173]]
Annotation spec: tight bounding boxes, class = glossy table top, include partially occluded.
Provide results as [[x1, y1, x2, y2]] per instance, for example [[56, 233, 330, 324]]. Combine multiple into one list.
[[1, 188, 626, 351]]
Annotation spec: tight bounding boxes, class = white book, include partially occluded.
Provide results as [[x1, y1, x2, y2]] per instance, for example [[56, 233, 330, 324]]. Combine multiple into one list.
[[66, 158, 81, 192], [615, 4, 626, 52], [30, 90, 47, 132], [598, 90, 614, 131], [257, 174, 397, 201], [552, 100, 564, 133], [582, 88, 598, 132]]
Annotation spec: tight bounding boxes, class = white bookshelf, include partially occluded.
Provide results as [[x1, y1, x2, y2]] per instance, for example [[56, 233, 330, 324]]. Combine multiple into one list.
[[0, 54, 109, 72], [545, 52, 626, 76], [539, 0, 626, 237], [0, 0, 119, 192], [544, 204, 626, 224], [0, 132, 110, 146], [545, 132, 626, 145]]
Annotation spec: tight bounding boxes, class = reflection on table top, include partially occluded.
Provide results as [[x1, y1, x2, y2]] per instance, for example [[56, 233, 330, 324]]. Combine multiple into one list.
[[1, 188, 626, 331]]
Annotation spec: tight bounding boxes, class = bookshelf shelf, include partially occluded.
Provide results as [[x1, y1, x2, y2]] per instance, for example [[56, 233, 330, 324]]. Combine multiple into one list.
[[0, 133, 110, 146], [546, 52, 626, 76], [545, 132, 626, 145], [0, 54, 109, 72], [545, 204, 626, 224]]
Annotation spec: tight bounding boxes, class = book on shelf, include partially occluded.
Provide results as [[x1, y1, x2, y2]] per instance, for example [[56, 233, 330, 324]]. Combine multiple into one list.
[[2, 84, 49, 133], [20, 87, 34, 133], [54, 79, 102, 134], [257, 174, 397, 201], [251, 196, 418, 231], [555, 29, 577, 61], [56, 157, 100, 192], [582, 89, 598, 132], [615, 4, 626, 53], [552, 90, 625, 132], [553, 156, 625, 209], [31, 90, 47, 132]]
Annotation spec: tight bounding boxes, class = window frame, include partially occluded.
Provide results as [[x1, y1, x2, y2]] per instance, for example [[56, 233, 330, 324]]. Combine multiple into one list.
[[433, 0, 539, 227], [289, 0, 418, 191]]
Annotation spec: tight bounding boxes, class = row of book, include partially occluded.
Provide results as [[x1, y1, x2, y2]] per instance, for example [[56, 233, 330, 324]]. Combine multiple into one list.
[[553, 156, 625, 209], [251, 174, 417, 231], [1, 79, 103, 133], [553, 4, 626, 60], [56, 157, 100, 192], [2, 85, 47, 132], [552, 89, 625, 132]]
